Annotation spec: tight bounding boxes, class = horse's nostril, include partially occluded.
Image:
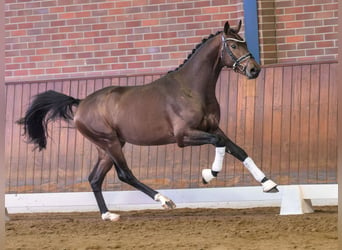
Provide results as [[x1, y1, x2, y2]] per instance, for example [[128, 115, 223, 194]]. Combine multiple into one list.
[[249, 67, 260, 78]]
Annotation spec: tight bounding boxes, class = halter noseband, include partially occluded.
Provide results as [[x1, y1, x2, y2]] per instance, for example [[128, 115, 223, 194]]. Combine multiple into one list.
[[221, 35, 253, 74]]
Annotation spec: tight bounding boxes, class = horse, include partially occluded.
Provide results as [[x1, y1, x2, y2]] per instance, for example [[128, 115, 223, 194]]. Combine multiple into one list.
[[18, 20, 278, 221]]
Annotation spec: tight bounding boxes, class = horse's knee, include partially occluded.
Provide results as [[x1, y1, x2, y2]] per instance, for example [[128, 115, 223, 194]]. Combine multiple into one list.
[[88, 172, 107, 192], [89, 177, 102, 192]]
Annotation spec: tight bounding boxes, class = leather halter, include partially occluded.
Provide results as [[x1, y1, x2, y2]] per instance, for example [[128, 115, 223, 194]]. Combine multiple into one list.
[[221, 35, 253, 74]]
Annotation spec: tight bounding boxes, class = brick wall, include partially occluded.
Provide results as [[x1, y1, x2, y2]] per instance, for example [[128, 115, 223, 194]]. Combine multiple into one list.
[[258, 0, 277, 65], [5, 0, 244, 81], [5, 0, 338, 81], [258, 0, 338, 64]]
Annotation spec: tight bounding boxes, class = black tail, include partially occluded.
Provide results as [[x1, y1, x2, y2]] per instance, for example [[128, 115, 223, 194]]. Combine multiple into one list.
[[17, 90, 81, 151]]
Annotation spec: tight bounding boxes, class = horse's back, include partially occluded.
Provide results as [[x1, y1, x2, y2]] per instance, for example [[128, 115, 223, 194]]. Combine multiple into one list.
[[74, 81, 176, 146]]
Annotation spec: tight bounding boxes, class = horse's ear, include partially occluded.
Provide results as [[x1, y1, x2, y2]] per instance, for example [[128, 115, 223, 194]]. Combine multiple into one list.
[[224, 21, 230, 34], [235, 20, 242, 33]]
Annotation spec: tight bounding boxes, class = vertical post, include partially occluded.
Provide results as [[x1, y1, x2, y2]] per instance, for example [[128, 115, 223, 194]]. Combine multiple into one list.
[[0, 0, 5, 246], [243, 0, 260, 64], [338, 1, 342, 249]]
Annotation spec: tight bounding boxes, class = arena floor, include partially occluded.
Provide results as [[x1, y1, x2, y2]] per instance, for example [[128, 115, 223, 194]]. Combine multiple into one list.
[[6, 206, 337, 250]]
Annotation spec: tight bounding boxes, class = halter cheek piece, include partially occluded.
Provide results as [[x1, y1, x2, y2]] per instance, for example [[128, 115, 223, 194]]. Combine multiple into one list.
[[221, 35, 254, 74]]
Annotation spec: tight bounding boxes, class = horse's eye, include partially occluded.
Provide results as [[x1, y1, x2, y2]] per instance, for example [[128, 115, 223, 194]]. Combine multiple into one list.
[[231, 44, 237, 49]]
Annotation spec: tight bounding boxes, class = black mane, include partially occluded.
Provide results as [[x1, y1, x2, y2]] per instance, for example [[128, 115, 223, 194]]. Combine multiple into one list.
[[168, 31, 222, 73]]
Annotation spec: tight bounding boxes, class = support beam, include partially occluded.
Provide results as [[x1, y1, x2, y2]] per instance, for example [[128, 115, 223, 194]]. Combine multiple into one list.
[[5, 185, 337, 214], [243, 0, 261, 63]]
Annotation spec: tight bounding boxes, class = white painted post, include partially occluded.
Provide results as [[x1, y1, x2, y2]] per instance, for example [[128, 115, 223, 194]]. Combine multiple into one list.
[[280, 185, 314, 215]]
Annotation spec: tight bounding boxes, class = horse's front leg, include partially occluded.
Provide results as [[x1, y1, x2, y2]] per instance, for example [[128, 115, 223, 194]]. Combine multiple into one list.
[[178, 130, 229, 183], [207, 128, 278, 193]]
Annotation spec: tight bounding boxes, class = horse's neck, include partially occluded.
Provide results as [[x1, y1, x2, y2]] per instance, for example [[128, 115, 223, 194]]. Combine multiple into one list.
[[177, 35, 222, 96]]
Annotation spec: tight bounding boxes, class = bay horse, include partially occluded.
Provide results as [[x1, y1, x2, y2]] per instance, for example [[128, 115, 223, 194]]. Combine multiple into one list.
[[18, 21, 278, 221]]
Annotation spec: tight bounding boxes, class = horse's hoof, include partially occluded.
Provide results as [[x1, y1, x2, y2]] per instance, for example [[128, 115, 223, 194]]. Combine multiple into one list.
[[202, 169, 215, 184], [262, 179, 278, 193], [155, 193, 176, 209], [101, 212, 120, 221], [163, 200, 176, 209], [266, 186, 279, 193]]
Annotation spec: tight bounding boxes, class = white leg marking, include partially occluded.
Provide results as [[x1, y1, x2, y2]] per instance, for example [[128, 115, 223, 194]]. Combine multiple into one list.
[[101, 212, 120, 221], [154, 193, 176, 209], [212, 147, 226, 172], [202, 147, 225, 183], [243, 157, 266, 182], [243, 157, 278, 192], [202, 169, 216, 183]]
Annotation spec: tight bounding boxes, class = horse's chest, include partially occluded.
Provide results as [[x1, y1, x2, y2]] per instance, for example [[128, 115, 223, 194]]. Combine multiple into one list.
[[185, 99, 220, 132]]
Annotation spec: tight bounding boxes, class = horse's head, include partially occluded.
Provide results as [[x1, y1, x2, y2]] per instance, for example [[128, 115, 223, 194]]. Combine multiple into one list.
[[220, 20, 261, 79]]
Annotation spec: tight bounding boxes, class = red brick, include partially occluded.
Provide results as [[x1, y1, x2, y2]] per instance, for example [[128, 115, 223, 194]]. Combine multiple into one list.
[[29, 69, 45, 75], [135, 41, 152, 47], [169, 38, 185, 45], [185, 9, 201, 16], [46, 67, 62, 74], [50, 7, 65, 13], [177, 16, 193, 23], [11, 30, 26, 36], [304, 5, 321, 12], [145, 61, 161, 68], [136, 55, 152, 61], [285, 7, 303, 14], [112, 63, 127, 70], [195, 1, 211, 8], [13, 57, 28, 63], [152, 40, 168, 46], [13, 70, 29, 76], [306, 49, 324, 56], [202, 7, 220, 14], [285, 21, 304, 29], [295, 13, 313, 20], [6, 64, 20, 70], [315, 11, 335, 19], [118, 42, 134, 49], [128, 62, 144, 68], [62, 67, 77, 73], [36, 48, 51, 55], [316, 41, 334, 47], [144, 33, 160, 40], [22, 62, 36, 69], [126, 21, 141, 28], [194, 15, 211, 22], [141, 19, 159, 26], [59, 12, 75, 19], [116, 1, 132, 8], [287, 50, 305, 57], [315, 26, 334, 33], [305, 34, 323, 41], [285, 35, 304, 43]]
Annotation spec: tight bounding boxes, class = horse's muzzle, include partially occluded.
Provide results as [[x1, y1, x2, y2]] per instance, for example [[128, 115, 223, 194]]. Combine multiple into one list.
[[247, 66, 261, 79], [246, 60, 261, 79]]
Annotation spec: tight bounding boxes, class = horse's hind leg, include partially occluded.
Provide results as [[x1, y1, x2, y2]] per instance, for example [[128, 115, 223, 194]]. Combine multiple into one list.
[[88, 148, 120, 221], [107, 141, 176, 210]]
